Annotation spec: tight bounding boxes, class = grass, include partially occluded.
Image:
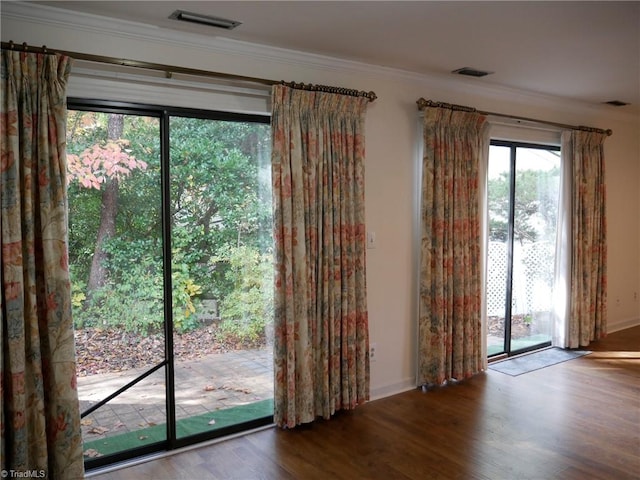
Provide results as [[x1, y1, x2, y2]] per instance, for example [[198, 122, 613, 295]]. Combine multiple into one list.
[[83, 399, 273, 457], [488, 334, 551, 356]]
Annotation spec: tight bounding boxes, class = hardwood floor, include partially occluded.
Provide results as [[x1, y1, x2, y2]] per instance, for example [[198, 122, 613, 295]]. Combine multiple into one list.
[[88, 326, 640, 480]]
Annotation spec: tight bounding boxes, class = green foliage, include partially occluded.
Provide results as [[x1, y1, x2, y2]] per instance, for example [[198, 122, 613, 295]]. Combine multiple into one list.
[[71, 238, 164, 333], [67, 110, 273, 338], [488, 166, 560, 243], [168, 117, 271, 305], [71, 238, 206, 334], [171, 250, 204, 334], [214, 244, 274, 344], [67, 112, 162, 285], [70, 271, 88, 328], [67, 184, 102, 283]]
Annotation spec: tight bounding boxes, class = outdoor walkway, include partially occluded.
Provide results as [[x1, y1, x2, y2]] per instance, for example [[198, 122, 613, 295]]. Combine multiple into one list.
[[77, 347, 273, 440]]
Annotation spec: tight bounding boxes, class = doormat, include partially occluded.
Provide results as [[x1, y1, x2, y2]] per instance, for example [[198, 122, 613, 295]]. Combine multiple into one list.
[[83, 398, 273, 457], [489, 347, 590, 376]]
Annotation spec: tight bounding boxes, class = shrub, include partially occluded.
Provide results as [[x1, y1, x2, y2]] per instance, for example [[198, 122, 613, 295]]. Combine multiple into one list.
[[71, 239, 204, 334], [214, 244, 273, 345]]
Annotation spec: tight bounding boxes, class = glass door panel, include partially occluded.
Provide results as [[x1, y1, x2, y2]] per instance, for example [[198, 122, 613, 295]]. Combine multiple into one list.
[[169, 116, 274, 440], [509, 146, 560, 353], [487, 142, 560, 357], [486, 145, 511, 356], [68, 110, 165, 460]]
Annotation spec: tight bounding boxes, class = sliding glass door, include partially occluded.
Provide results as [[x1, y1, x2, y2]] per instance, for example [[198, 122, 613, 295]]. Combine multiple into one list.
[[67, 101, 273, 468], [486, 141, 561, 357]]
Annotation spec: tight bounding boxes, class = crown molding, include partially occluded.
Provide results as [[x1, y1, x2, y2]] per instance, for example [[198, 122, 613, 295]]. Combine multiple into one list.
[[3, 1, 637, 124], [2, 1, 381, 74]]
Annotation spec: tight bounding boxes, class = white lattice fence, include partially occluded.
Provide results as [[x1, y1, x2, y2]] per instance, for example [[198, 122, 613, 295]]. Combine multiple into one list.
[[487, 241, 556, 316]]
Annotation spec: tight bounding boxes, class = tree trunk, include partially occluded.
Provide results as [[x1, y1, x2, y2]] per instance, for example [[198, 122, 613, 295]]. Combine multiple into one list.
[[87, 114, 124, 293]]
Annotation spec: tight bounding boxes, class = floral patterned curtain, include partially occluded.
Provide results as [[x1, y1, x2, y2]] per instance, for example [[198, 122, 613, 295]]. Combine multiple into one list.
[[417, 106, 488, 386], [568, 130, 608, 347], [1, 50, 84, 478], [271, 85, 370, 428]]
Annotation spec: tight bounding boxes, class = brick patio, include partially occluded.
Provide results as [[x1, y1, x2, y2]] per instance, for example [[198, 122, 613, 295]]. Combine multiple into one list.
[[78, 347, 273, 441]]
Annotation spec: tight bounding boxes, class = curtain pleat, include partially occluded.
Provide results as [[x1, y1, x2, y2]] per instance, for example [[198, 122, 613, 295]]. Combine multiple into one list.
[[271, 85, 369, 428], [567, 130, 608, 347], [417, 107, 488, 386], [1, 50, 84, 478]]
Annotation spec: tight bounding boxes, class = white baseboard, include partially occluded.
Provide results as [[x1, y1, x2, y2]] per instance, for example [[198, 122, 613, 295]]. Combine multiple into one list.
[[608, 317, 640, 333], [369, 377, 416, 401]]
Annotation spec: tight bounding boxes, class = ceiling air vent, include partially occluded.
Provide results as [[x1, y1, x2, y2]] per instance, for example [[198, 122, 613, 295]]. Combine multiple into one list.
[[604, 100, 629, 107], [452, 67, 493, 78], [169, 10, 242, 30]]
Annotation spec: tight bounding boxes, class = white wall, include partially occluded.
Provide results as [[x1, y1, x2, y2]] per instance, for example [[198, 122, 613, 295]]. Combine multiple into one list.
[[3, 3, 639, 399]]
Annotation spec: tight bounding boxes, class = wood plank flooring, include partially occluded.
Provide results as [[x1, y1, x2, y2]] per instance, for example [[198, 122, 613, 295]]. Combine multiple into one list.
[[88, 326, 640, 480]]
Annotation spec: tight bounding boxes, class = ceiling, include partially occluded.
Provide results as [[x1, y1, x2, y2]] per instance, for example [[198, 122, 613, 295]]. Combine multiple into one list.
[[31, 1, 640, 113]]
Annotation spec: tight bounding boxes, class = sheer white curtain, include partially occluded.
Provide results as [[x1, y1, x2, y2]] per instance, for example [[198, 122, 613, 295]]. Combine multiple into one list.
[[552, 131, 573, 347], [479, 130, 490, 366]]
